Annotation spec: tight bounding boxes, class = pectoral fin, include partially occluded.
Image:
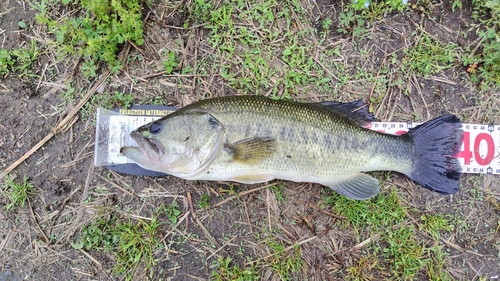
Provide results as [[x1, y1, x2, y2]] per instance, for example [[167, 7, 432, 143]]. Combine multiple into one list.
[[225, 137, 276, 164], [324, 173, 380, 200]]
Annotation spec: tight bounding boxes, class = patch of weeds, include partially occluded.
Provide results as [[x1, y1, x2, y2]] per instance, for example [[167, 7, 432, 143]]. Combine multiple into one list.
[[352, 0, 408, 11], [212, 256, 259, 281], [187, 0, 213, 25], [271, 183, 286, 203], [197, 194, 211, 209], [452, 0, 463, 12], [450, 212, 470, 234], [72, 214, 119, 251], [345, 256, 377, 281], [265, 240, 303, 280], [324, 187, 407, 230], [425, 245, 453, 280], [92, 91, 134, 109], [162, 200, 181, 225], [162, 51, 179, 74], [419, 214, 453, 240], [377, 225, 427, 279], [0, 39, 41, 78], [185, 0, 333, 98], [33, 0, 144, 77], [337, 10, 357, 34], [72, 204, 171, 280], [112, 217, 162, 279], [462, 0, 500, 89], [2, 175, 34, 211], [402, 34, 457, 77], [0, 50, 14, 76]]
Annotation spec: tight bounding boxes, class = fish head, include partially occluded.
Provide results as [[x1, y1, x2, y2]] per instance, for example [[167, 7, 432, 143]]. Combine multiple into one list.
[[121, 111, 225, 177]]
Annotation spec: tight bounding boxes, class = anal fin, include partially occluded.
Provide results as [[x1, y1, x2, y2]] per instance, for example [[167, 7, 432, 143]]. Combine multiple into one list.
[[324, 173, 380, 200]]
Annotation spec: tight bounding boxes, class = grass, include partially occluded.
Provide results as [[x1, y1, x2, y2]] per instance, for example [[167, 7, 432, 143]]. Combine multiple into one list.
[[402, 34, 457, 77], [188, 0, 334, 99], [2, 175, 33, 211], [197, 194, 211, 209], [32, 0, 144, 77], [0, 39, 41, 78], [71, 201, 181, 280], [212, 256, 259, 281], [464, 0, 500, 90], [265, 240, 304, 280], [323, 188, 455, 279]]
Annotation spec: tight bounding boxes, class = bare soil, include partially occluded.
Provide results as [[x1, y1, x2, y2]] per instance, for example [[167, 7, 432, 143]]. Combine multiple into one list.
[[1, 0, 499, 280]]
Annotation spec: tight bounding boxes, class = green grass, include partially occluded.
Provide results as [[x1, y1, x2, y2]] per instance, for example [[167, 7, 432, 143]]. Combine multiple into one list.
[[72, 213, 162, 280], [212, 256, 259, 281], [32, 0, 144, 77], [186, 0, 334, 99], [419, 214, 453, 240], [323, 188, 407, 231], [0, 39, 41, 78], [324, 188, 455, 279], [197, 194, 211, 209], [402, 34, 457, 77], [265, 240, 303, 280], [72, 202, 182, 280], [463, 0, 500, 89], [2, 175, 34, 211]]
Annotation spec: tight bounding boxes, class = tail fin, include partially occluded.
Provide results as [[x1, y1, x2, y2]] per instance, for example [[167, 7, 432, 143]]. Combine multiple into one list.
[[404, 114, 463, 194]]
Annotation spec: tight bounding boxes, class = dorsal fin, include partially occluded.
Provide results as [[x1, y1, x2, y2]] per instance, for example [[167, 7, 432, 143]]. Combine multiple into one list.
[[317, 100, 377, 126]]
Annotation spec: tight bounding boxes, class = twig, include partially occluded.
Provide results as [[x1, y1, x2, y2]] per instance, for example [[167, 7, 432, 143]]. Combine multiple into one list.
[[27, 198, 50, 244], [97, 174, 140, 201], [329, 234, 380, 256], [246, 235, 318, 265], [0, 42, 132, 180], [55, 163, 94, 245], [307, 203, 346, 220], [206, 234, 238, 261], [0, 229, 17, 253], [159, 211, 190, 245], [211, 183, 276, 209]]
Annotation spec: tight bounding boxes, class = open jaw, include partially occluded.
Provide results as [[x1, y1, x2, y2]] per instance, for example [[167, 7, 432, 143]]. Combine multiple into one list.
[[130, 132, 164, 162]]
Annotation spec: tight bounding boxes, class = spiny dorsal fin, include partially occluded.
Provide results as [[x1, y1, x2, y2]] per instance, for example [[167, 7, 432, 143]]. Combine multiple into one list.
[[318, 100, 377, 126], [225, 137, 276, 164]]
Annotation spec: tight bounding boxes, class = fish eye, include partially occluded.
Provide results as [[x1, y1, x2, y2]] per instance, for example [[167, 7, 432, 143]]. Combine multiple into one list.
[[149, 122, 162, 134]]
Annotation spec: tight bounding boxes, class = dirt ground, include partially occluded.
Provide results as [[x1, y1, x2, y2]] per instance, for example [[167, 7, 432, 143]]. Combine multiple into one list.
[[1, 0, 500, 280]]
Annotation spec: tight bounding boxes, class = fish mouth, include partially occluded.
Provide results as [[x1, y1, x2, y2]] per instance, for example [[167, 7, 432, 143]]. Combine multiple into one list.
[[130, 131, 164, 161]]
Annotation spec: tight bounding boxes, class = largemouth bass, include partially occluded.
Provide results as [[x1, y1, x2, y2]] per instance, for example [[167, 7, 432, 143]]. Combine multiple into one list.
[[121, 96, 462, 200]]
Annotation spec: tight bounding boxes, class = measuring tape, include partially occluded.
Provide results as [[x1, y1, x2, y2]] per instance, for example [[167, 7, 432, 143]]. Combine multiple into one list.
[[365, 122, 499, 174], [94, 106, 500, 175]]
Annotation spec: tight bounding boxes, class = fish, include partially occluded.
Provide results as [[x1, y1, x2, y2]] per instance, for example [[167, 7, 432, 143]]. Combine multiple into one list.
[[120, 95, 463, 200]]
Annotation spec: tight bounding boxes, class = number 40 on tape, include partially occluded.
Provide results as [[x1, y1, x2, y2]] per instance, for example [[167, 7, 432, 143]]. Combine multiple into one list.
[[367, 122, 500, 175], [455, 124, 499, 174]]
